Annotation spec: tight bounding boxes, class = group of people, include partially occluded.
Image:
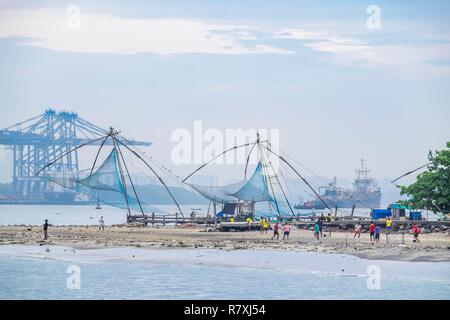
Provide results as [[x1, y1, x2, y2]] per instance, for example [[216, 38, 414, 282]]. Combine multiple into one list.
[[242, 217, 291, 240], [271, 221, 291, 240], [353, 218, 421, 243], [313, 213, 330, 240], [312, 216, 422, 243], [41, 214, 423, 245]]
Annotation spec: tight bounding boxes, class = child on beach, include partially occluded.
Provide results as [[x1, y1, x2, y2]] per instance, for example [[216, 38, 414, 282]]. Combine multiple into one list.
[[43, 219, 49, 240], [369, 221, 376, 242], [314, 221, 320, 240], [374, 225, 381, 243], [411, 224, 421, 243], [282, 223, 290, 240], [271, 222, 280, 240], [354, 223, 362, 239]]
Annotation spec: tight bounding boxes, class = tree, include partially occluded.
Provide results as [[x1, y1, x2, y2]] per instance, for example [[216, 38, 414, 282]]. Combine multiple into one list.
[[399, 142, 450, 214]]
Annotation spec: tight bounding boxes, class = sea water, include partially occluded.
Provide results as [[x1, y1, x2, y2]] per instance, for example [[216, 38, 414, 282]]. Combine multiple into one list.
[[0, 205, 210, 226], [0, 245, 449, 300]]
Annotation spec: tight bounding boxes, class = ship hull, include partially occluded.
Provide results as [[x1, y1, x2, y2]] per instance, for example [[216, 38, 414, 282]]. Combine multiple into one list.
[[294, 193, 382, 210]]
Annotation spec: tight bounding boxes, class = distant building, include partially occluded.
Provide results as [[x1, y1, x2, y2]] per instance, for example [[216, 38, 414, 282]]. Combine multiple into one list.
[[0, 147, 13, 183]]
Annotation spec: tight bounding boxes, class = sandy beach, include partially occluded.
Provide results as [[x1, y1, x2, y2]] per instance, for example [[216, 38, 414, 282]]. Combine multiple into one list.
[[1, 224, 449, 262]]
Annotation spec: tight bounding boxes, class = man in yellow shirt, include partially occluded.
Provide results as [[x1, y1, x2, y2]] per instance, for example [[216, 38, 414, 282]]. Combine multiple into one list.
[[386, 217, 393, 242], [263, 218, 269, 234], [246, 217, 253, 231], [230, 217, 235, 223], [259, 218, 264, 234]]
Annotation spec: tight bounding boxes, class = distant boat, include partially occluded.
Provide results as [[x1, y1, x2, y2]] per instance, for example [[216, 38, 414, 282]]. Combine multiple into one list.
[[95, 198, 101, 210], [294, 159, 381, 210]]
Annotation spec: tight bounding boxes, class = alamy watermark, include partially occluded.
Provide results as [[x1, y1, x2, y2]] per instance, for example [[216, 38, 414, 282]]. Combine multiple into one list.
[[366, 265, 381, 290], [66, 265, 81, 290], [171, 121, 280, 171], [66, 5, 81, 30], [366, 5, 381, 30]]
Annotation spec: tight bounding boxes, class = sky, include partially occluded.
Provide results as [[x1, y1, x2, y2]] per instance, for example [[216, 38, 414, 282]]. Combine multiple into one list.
[[0, 0, 449, 186]]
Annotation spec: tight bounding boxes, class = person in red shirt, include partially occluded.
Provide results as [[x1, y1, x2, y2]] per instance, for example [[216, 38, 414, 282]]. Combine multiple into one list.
[[369, 221, 376, 243], [271, 222, 280, 240], [411, 224, 421, 243]]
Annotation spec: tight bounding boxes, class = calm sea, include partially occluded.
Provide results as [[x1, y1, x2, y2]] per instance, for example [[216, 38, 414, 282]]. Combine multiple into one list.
[[0, 246, 449, 300], [0, 204, 211, 226]]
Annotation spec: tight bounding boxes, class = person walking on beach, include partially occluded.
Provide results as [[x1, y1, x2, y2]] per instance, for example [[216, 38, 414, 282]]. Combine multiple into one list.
[[386, 217, 392, 242], [43, 219, 49, 240], [327, 213, 333, 222], [271, 222, 280, 240], [314, 221, 320, 240], [282, 223, 291, 240], [353, 222, 362, 239], [246, 217, 253, 231], [369, 221, 376, 243], [99, 216, 105, 231], [386, 218, 392, 232], [411, 224, 421, 243], [374, 225, 381, 244], [263, 218, 269, 235], [318, 215, 324, 237]]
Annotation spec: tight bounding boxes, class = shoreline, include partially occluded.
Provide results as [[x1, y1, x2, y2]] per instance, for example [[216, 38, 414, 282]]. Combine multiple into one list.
[[1, 225, 449, 262]]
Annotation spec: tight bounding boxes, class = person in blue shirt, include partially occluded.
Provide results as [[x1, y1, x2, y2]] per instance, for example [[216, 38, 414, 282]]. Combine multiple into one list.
[[314, 221, 320, 240], [374, 225, 381, 243]]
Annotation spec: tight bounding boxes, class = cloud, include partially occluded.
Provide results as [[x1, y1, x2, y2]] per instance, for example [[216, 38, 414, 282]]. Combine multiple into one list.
[[273, 28, 450, 74], [0, 8, 293, 55], [1, 7, 449, 75]]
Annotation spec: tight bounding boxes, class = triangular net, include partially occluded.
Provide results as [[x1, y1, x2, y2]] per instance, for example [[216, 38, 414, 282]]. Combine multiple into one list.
[[45, 148, 166, 214]]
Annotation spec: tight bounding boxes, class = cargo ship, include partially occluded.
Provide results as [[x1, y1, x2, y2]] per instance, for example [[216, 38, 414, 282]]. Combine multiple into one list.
[[294, 159, 381, 209]]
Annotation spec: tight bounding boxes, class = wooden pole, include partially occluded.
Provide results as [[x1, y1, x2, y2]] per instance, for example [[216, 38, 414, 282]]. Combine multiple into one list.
[[213, 201, 217, 228], [152, 212, 155, 226]]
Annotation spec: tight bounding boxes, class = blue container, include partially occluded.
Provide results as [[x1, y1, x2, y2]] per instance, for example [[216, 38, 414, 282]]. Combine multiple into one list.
[[409, 212, 422, 220], [372, 209, 392, 220]]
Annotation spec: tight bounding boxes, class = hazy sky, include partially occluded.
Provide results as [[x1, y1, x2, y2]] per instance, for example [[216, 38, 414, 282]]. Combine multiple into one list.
[[0, 0, 449, 184]]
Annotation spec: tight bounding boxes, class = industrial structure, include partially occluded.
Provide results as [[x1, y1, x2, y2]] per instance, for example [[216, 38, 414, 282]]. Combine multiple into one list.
[[0, 109, 150, 203]]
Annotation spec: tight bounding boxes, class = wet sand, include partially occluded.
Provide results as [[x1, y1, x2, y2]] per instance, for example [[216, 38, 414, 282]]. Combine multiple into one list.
[[0, 225, 449, 262]]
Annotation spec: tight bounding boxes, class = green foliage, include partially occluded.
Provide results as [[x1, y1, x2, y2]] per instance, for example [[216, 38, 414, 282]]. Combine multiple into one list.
[[399, 142, 450, 213]]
